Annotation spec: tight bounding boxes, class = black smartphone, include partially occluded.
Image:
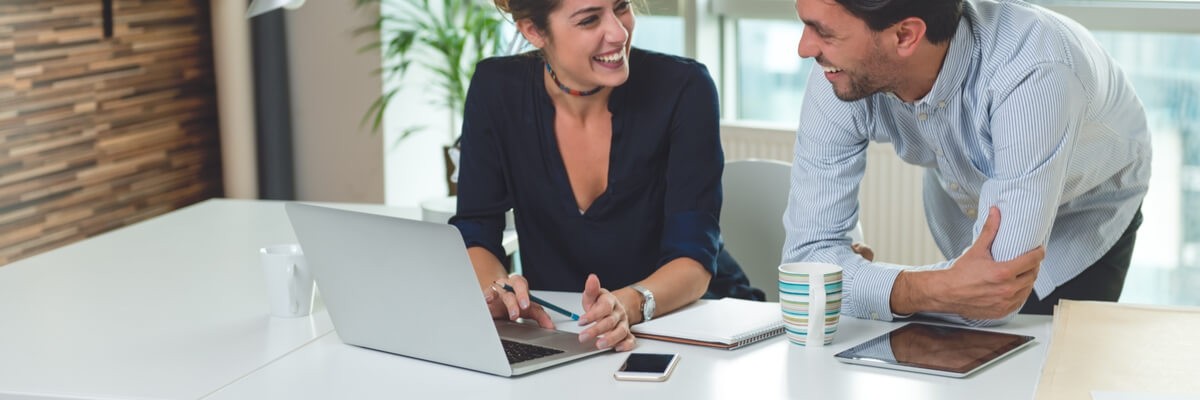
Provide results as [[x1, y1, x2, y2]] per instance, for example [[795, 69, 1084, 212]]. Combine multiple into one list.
[[613, 353, 680, 382]]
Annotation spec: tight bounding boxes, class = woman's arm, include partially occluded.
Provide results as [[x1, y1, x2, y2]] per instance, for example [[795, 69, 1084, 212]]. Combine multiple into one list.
[[469, 246, 508, 291], [629, 60, 725, 320], [452, 59, 554, 329], [451, 75, 511, 271], [613, 258, 710, 324]]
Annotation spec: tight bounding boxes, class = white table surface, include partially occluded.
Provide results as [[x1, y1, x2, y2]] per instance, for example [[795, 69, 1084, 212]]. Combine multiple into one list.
[[0, 199, 515, 400], [206, 291, 1053, 400]]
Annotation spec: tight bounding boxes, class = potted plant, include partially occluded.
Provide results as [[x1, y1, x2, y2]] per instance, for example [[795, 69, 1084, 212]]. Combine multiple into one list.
[[354, 0, 511, 195]]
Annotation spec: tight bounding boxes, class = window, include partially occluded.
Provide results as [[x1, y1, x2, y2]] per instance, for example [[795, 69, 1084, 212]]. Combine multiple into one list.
[[735, 19, 809, 124], [633, 15, 685, 56], [1092, 31, 1200, 305]]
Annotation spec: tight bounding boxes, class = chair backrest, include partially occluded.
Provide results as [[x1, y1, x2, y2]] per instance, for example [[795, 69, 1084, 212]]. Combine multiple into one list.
[[721, 160, 862, 302]]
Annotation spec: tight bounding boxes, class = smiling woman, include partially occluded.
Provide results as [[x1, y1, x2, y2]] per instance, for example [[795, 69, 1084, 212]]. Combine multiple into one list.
[[503, 0, 637, 94], [448, 0, 764, 354]]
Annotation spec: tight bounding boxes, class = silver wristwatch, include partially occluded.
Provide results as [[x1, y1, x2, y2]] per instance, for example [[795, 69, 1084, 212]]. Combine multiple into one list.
[[631, 284, 655, 322]]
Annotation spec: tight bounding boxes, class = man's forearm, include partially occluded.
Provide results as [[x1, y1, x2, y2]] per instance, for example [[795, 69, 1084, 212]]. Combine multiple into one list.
[[889, 269, 1021, 326]]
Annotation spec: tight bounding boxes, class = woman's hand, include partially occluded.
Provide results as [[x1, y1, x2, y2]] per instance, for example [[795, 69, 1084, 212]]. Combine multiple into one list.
[[578, 274, 636, 352], [482, 274, 555, 329]]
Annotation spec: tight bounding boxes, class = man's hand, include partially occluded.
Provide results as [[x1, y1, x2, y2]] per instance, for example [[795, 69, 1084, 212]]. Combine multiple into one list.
[[851, 242, 875, 262], [891, 206, 1044, 319]]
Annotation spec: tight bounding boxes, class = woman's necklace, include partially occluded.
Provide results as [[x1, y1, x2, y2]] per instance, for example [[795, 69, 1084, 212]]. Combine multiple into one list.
[[545, 62, 604, 97]]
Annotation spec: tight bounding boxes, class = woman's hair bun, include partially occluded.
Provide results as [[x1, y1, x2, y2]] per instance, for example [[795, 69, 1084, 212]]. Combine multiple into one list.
[[493, 0, 511, 13]]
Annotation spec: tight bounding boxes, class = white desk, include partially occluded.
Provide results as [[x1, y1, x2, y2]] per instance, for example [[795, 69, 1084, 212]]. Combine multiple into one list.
[[1, 199, 1049, 399], [0, 199, 515, 400], [206, 291, 1052, 400]]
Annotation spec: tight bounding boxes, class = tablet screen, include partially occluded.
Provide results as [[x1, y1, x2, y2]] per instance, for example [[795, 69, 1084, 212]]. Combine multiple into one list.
[[835, 323, 1034, 376]]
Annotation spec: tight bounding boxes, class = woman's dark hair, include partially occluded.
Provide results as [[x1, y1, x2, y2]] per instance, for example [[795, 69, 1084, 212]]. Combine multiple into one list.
[[494, 0, 562, 33], [495, 0, 642, 35], [834, 0, 963, 44]]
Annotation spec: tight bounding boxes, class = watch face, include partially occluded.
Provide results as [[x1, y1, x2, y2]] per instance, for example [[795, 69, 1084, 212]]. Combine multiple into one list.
[[634, 285, 654, 321]]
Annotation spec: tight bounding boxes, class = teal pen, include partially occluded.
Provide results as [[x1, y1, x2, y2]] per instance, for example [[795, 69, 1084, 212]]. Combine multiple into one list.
[[501, 284, 581, 321]]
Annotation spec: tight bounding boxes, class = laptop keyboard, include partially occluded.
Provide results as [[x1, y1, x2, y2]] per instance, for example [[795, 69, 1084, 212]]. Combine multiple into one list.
[[501, 339, 565, 364]]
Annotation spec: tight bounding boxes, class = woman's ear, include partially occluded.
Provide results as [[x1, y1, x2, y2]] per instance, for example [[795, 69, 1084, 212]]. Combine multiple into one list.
[[517, 19, 547, 49]]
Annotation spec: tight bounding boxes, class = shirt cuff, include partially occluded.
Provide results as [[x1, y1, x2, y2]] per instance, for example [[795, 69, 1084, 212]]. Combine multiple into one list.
[[659, 211, 721, 275], [849, 264, 904, 322], [449, 216, 507, 267]]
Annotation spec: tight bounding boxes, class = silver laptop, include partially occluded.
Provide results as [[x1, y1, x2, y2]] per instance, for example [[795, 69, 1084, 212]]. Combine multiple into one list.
[[284, 203, 608, 376]]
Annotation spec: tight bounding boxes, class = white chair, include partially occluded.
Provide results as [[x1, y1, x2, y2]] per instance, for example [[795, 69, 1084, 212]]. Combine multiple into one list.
[[721, 159, 863, 302]]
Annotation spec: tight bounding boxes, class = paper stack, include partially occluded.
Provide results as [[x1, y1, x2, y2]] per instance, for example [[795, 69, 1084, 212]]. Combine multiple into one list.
[[1035, 300, 1200, 400]]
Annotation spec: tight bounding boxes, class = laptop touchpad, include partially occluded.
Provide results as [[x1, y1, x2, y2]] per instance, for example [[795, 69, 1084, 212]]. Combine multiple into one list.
[[496, 320, 564, 341]]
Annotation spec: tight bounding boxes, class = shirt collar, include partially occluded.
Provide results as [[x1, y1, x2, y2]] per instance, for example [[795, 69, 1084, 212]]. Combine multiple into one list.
[[914, 6, 978, 107]]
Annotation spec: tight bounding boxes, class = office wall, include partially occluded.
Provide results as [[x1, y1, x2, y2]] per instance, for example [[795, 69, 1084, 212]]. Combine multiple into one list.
[[283, 1, 385, 203], [0, 0, 222, 265], [382, 64, 452, 208]]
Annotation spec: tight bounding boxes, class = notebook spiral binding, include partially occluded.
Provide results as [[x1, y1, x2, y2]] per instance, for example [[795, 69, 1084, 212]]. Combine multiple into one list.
[[730, 326, 786, 350]]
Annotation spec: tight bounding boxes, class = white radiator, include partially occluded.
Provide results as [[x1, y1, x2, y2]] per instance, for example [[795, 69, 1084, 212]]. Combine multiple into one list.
[[721, 124, 944, 266]]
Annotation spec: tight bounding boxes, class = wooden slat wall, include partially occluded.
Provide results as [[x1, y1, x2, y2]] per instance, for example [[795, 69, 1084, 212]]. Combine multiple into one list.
[[0, 0, 223, 265]]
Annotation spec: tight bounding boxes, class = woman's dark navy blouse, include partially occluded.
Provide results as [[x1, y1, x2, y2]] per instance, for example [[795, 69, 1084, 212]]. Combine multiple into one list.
[[450, 48, 760, 300]]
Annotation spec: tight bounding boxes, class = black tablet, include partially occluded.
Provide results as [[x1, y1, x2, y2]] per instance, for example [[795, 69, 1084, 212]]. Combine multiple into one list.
[[834, 322, 1035, 378]]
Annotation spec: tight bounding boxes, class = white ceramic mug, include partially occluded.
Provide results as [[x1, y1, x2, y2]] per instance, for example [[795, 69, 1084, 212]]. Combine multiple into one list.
[[259, 244, 315, 318], [779, 262, 843, 346]]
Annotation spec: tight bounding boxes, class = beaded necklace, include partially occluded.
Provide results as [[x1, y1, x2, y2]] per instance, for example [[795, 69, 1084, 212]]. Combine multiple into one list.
[[545, 62, 604, 97]]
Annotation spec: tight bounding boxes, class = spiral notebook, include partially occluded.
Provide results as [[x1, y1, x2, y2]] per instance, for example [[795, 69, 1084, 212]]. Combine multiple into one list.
[[631, 298, 783, 350]]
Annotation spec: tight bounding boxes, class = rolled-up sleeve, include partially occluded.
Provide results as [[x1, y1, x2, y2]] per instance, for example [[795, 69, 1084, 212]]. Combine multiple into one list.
[[448, 61, 509, 265], [657, 64, 723, 275]]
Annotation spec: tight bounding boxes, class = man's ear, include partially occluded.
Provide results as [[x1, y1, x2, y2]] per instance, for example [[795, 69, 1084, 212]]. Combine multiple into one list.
[[517, 19, 547, 49], [892, 17, 927, 58]]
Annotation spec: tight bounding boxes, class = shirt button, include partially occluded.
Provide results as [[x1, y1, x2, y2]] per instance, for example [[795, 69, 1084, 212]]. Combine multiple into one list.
[[938, 101, 946, 108], [918, 113, 928, 121], [966, 208, 977, 217], [870, 312, 880, 320], [949, 182, 959, 191]]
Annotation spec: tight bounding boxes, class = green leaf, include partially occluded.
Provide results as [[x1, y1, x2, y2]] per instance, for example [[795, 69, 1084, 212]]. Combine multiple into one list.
[[360, 87, 401, 134], [390, 126, 428, 150], [356, 41, 383, 53], [356, 0, 507, 141]]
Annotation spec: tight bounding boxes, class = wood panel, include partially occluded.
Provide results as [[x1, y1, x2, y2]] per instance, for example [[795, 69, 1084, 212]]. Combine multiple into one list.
[[0, 0, 222, 265]]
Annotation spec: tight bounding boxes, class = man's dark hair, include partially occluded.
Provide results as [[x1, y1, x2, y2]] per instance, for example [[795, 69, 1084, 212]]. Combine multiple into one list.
[[835, 0, 964, 44]]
